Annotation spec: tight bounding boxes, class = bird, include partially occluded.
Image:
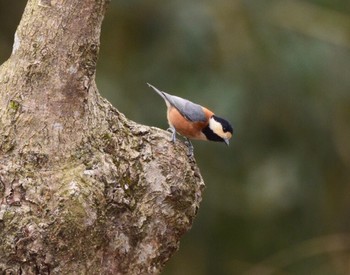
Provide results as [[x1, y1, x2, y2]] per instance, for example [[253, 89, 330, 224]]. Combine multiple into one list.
[[147, 83, 233, 155]]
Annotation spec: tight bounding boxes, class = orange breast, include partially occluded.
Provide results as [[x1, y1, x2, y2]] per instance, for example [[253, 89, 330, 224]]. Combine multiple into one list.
[[167, 107, 213, 140]]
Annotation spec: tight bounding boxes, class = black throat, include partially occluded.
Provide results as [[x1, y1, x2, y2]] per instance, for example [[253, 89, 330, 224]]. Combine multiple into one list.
[[202, 125, 225, 143]]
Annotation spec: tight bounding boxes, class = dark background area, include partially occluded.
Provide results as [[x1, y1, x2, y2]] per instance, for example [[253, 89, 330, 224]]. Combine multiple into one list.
[[1, 1, 350, 274]]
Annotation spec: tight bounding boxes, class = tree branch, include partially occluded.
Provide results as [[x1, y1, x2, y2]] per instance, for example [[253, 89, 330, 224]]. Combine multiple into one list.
[[0, 0, 204, 274]]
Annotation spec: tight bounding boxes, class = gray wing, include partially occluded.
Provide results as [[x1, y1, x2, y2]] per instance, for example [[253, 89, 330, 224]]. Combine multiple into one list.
[[148, 83, 207, 122], [162, 93, 207, 123]]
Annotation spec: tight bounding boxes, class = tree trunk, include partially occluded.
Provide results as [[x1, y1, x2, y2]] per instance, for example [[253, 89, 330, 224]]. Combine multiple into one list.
[[0, 0, 204, 274]]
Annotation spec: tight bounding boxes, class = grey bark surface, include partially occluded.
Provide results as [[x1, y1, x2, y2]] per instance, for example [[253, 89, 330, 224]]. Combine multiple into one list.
[[0, 0, 204, 274]]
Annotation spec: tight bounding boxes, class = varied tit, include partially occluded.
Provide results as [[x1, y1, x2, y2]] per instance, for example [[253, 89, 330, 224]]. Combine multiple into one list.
[[147, 83, 233, 155]]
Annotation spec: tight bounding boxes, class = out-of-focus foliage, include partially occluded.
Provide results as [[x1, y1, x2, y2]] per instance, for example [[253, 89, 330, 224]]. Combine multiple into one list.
[[1, 1, 350, 274]]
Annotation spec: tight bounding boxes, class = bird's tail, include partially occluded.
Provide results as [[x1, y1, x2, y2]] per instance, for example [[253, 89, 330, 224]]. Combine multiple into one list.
[[147, 83, 167, 101]]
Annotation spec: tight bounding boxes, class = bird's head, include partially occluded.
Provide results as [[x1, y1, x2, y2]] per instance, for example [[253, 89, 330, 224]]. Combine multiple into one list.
[[203, 115, 233, 145]]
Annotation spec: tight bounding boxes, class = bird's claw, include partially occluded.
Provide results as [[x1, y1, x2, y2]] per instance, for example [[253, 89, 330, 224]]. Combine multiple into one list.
[[167, 127, 176, 143], [185, 138, 194, 157]]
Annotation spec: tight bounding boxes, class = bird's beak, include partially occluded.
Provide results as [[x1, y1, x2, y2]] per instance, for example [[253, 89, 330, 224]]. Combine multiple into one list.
[[224, 138, 230, 146]]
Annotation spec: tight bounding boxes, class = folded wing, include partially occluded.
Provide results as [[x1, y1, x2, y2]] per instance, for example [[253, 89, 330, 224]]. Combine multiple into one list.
[[148, 83, 207, 122]]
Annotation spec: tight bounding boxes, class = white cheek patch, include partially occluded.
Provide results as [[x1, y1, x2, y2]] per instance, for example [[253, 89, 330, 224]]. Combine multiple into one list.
[[226, 132, 232, 139], [209, 118, 225, 136], [209, 118, 232, 139]]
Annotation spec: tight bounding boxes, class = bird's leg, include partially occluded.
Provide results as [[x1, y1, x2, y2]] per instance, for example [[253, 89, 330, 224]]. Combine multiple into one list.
[[185, 138, 194, 156], [166, 127, 193, 156], [167, 126, 176, 143]]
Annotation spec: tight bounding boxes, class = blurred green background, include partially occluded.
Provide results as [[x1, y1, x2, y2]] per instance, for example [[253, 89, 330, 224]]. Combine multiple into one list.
[[1, 1, 350, 274]]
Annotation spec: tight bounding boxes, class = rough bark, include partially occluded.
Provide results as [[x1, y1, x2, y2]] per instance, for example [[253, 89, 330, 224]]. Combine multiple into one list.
[[0, 0, 204, 274]]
